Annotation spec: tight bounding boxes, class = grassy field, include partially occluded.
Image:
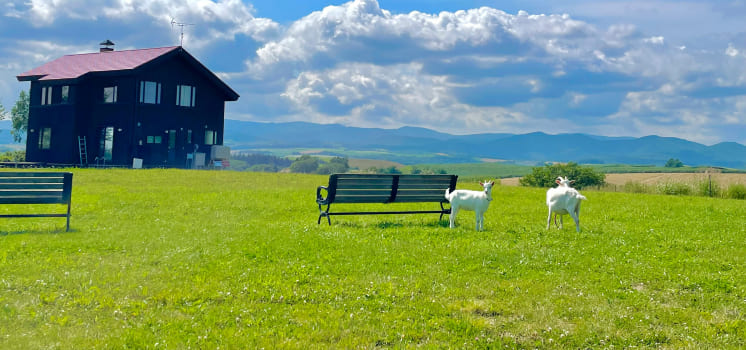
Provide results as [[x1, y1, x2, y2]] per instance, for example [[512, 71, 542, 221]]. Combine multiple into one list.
[[1, 169, 745, 349]]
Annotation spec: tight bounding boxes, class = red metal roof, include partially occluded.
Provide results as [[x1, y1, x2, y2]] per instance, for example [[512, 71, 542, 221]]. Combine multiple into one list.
[[17, 46, 180, 81]]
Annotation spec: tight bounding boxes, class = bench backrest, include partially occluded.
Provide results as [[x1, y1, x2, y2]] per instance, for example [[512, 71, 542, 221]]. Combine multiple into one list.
[[0, 172, 73, 205], [326, 174, 457, 204]]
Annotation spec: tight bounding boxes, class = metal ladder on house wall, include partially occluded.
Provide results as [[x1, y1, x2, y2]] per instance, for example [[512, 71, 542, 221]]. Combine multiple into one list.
[[78, 136, 88, 166]]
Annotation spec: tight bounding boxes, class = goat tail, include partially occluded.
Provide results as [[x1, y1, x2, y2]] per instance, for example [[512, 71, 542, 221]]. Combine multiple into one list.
[[578, 194, 587, 201]]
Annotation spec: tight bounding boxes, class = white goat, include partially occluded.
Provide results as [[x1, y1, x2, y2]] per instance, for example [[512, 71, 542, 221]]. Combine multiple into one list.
[[546, 176, 587, 232], [445, 180, 494, 231]]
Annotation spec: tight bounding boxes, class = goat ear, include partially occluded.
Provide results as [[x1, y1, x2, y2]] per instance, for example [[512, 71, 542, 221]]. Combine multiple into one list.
[[479, 181, 484, 186], [570, 180, 576, 184], [555, 179, 561, 184]]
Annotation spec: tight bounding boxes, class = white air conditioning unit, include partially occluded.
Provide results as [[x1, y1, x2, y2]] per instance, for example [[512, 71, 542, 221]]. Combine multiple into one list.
[[210, 145, 230, 160]]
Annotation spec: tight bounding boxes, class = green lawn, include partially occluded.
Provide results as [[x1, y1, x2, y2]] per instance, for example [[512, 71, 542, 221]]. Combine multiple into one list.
[[1, 169, 745, 349]]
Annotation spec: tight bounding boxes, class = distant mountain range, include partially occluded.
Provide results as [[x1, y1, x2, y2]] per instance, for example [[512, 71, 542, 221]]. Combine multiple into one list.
[[1, 119, 742, 168], [223, 120, 746, 168]]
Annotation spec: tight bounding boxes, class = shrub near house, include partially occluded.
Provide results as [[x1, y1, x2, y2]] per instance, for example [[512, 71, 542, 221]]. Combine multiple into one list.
[[290, 155, 350, 174], [230, 153, 291, 172]]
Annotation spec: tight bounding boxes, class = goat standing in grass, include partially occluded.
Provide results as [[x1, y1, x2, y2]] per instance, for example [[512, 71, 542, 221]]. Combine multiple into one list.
[[546, 176, 587, 232], [445, 180, 494, 231]]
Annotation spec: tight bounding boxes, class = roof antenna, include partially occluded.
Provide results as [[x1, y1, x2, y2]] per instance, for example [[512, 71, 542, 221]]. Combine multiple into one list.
[[170, 18, 194, 46]]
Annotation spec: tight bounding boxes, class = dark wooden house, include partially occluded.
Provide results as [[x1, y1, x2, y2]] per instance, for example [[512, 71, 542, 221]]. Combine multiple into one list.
[[16, 42, 239, 167]]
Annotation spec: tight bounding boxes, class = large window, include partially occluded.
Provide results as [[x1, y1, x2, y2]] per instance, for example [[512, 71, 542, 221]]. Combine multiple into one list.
[[103, 86, 118, 103], [38, 128, 52, 149], [139, 81, 161, 104], [176, 85, 195, 107], [61, 85, 70, 103], [204, 130, 217, 145], [41, 86, 52, 105], [99, 127, 114, 161]]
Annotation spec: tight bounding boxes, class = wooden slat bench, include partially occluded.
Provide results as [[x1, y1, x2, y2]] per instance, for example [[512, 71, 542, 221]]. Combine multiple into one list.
[[316, 173, 458, 225], [0, 172, 74, 231]]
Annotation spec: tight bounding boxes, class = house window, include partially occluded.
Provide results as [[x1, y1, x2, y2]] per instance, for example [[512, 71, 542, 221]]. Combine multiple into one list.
[[38, 128, 52, 149], [205, 130, 217, 145], [99, 126, 114, 161], [146, 136, 162, 144], [176, 85, 195, 107], [103, 86, 118, 103], [187, 129, 193, 144], [168, 130, 177, 150], [41, 86, 52, 105], [61, 86, 70, 103], [139, 81, 161, 104]]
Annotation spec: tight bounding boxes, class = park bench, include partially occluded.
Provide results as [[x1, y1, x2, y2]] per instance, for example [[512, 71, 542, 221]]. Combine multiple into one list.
[[316, 173, 458, 225], [0, 172, 74, 231]]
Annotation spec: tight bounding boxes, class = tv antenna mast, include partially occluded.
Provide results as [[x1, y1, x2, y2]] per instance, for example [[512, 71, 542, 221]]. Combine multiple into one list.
[[170, 18, 194, 46]]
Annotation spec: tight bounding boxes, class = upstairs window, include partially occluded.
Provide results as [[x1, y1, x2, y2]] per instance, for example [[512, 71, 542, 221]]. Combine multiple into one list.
[[41, 86, 52, 105], [103, 86, 118, 103], [146, 136, 162, 144], [61, 86, 70, 103], [176, 84, 195, 107], [139, 81, 161, 104]]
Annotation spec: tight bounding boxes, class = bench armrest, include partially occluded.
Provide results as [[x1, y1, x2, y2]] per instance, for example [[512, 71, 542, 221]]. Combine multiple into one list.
[[316, 185, 330, 204]]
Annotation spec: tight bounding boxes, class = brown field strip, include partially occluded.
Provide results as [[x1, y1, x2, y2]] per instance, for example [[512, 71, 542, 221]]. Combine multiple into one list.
[[500, 173, 746, 186]]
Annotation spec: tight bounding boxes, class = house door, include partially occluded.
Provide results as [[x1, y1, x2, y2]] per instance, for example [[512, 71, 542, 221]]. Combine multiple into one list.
[[167, 129, 177, 163], [99, 126, 114, 165]]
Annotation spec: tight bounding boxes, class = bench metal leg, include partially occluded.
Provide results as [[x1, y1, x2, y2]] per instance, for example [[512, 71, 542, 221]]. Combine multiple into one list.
[[439, 202, 451, 222], [66, 202, 71, 232], [318, 203, 331, 225]]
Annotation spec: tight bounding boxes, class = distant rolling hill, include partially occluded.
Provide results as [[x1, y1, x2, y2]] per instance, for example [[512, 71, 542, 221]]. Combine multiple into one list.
[[226, 120, 746, 168]]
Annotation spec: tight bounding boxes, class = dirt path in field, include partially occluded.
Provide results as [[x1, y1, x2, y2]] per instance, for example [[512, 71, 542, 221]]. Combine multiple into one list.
[[500, 173, 746, 186]]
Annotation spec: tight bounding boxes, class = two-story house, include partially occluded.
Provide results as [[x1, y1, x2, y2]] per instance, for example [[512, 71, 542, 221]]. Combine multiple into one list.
[[16, 42, 239, 168]]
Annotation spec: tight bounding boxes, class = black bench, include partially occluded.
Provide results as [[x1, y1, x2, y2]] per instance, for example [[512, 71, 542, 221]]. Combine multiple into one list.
[[316, 173, 458, 225], [0, 172, 74, 231]]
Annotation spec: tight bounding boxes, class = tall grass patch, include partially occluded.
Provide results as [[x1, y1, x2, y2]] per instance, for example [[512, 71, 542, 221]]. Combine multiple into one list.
[[655, 181, 692, 195], [623, 181, 651, 193], [727, 183, 746, 199], [597, 176, 746, 200]]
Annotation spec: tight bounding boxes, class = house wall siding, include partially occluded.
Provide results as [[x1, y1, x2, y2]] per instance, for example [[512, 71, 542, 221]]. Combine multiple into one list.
[[26, 83, 77, 164]]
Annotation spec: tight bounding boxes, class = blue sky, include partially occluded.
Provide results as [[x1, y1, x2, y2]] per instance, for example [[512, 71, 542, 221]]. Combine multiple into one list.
[[2, 0, 746, 145]]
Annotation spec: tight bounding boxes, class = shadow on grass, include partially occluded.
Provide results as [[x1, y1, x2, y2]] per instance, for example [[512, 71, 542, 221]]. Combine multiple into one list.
[[333, 218, 451, 229], [0, 227, 76, 236]]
